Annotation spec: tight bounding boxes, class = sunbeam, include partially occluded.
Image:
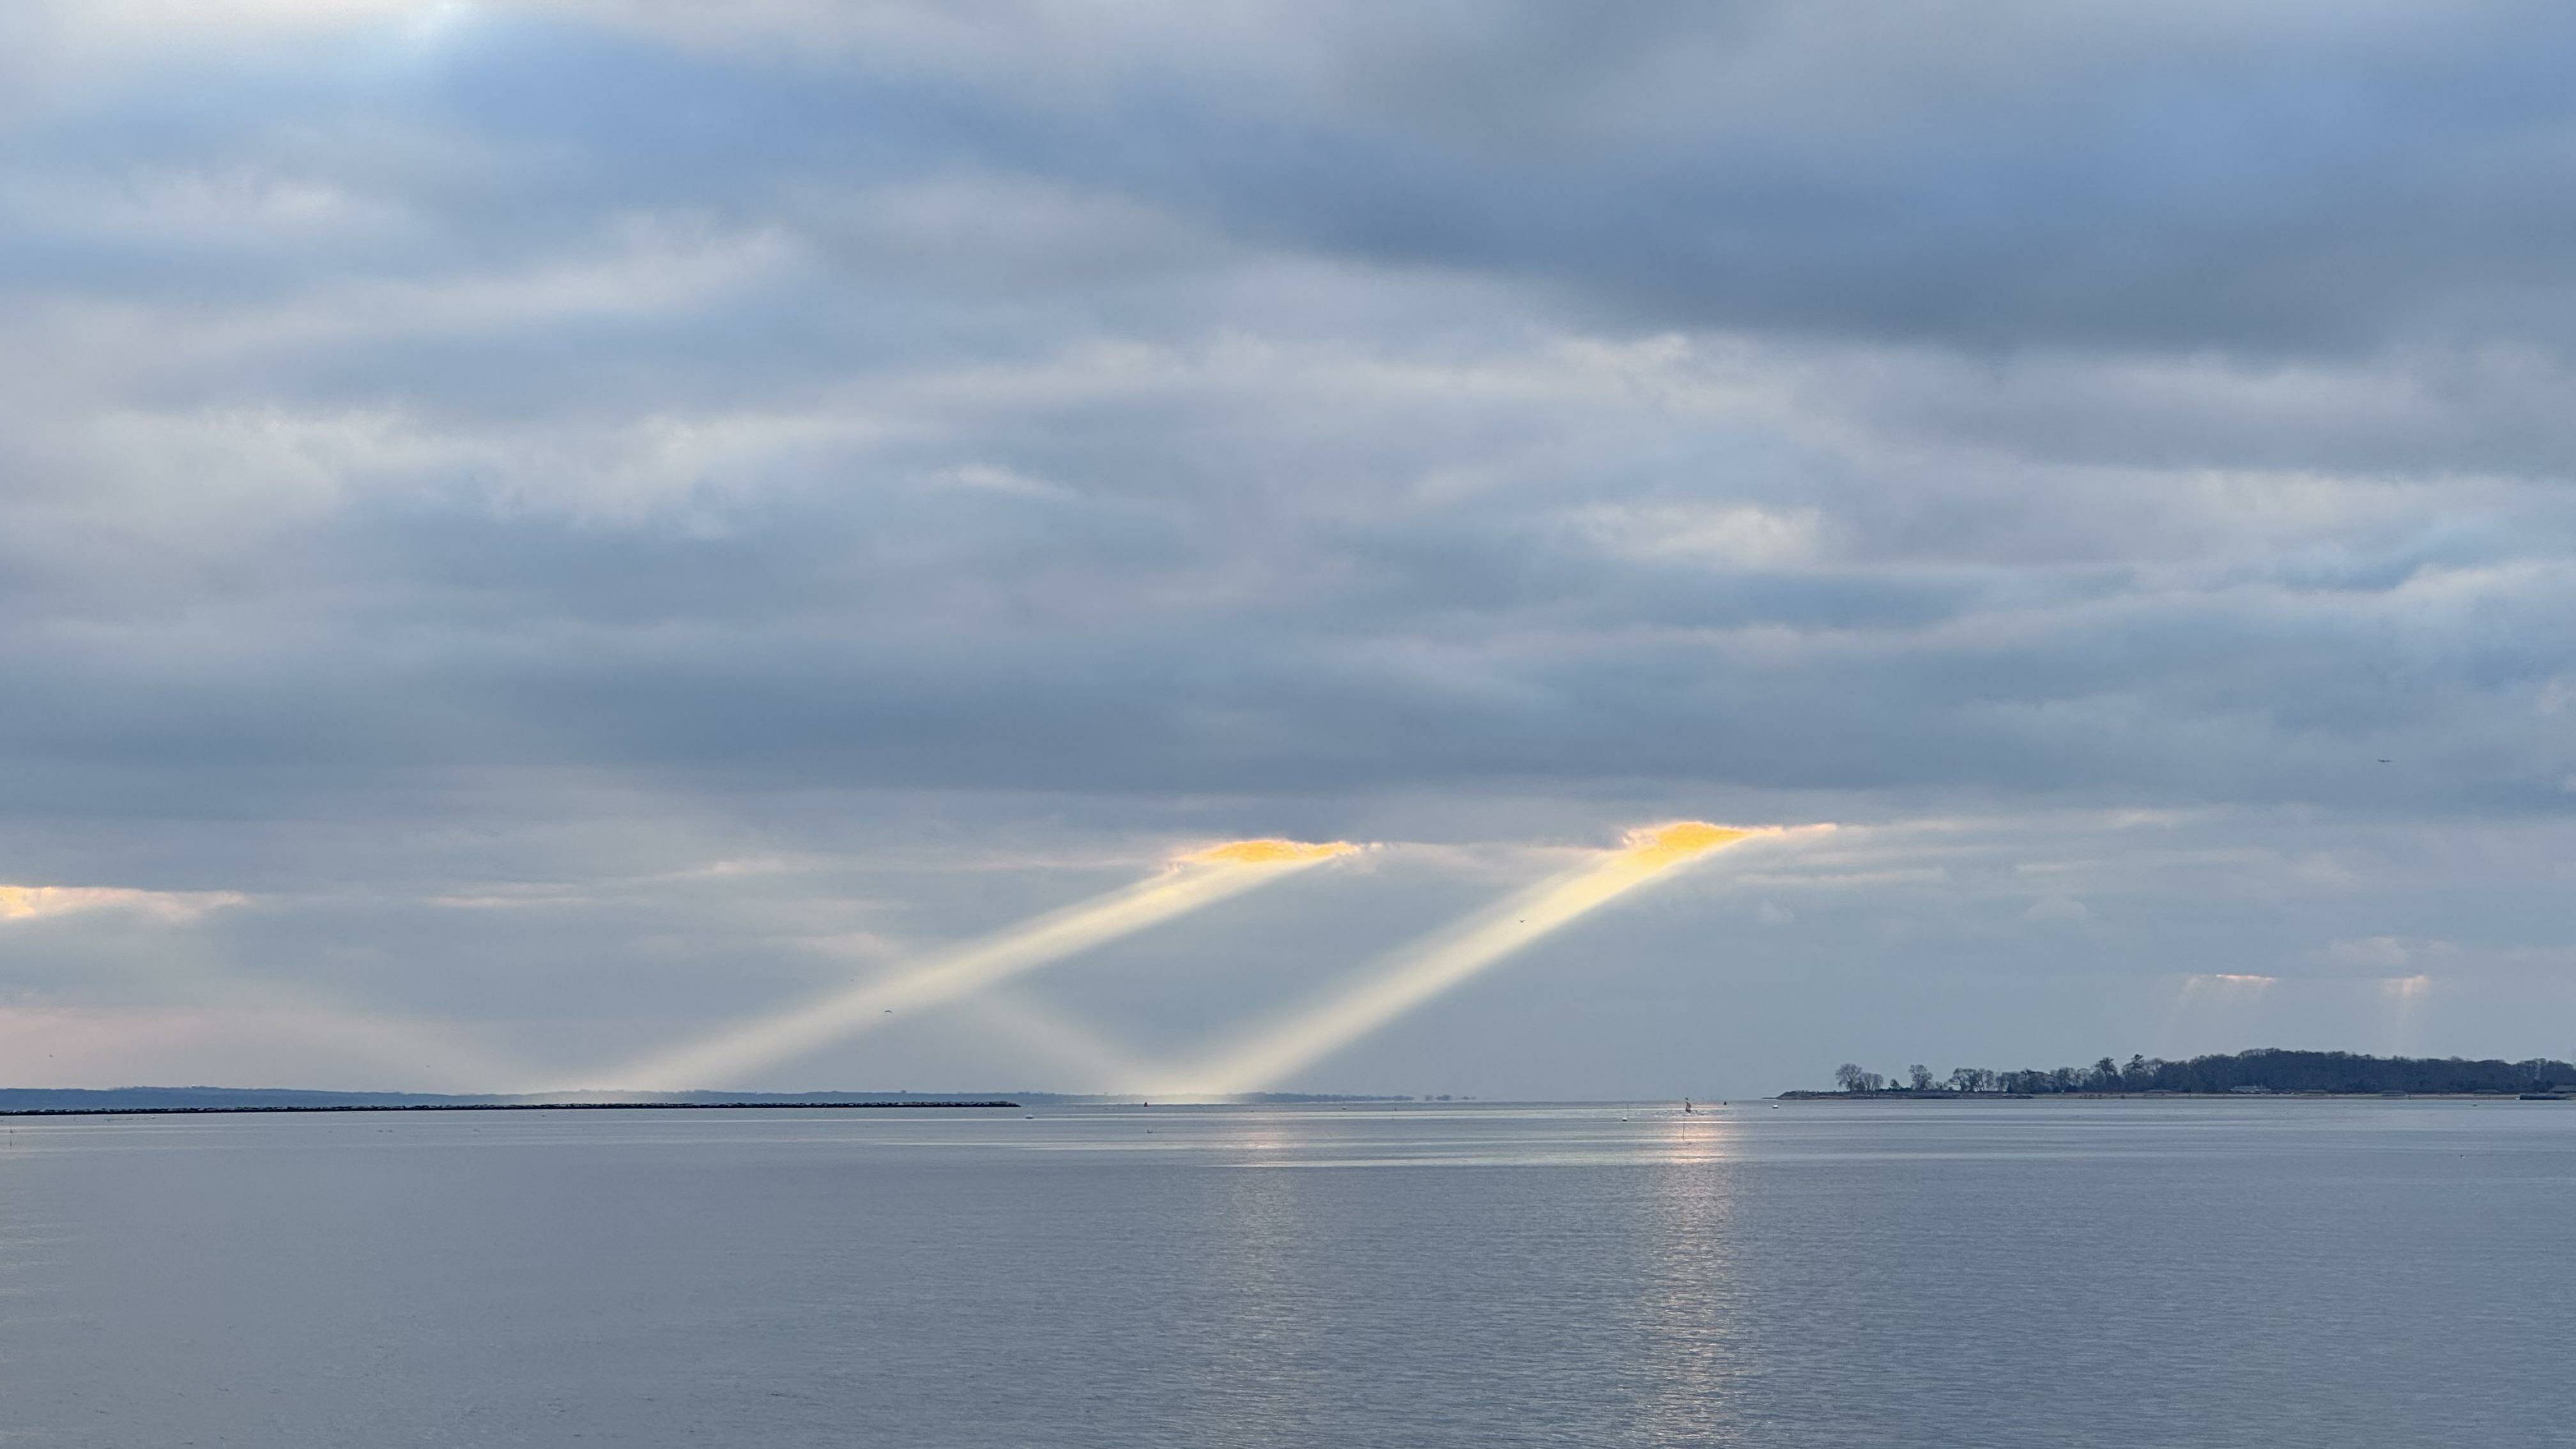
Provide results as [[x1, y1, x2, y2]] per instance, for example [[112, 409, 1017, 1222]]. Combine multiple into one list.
[[1165, 823, 1820, 1096], [579, 839, 1357, 1092]]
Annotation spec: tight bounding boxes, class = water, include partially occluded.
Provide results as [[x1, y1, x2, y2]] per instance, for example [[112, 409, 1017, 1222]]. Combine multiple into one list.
[[2, 1100, 2569, 1446]]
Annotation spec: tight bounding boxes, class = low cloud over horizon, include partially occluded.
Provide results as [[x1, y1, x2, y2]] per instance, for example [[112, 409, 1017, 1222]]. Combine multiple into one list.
[[4, 1, 2574, 1096]]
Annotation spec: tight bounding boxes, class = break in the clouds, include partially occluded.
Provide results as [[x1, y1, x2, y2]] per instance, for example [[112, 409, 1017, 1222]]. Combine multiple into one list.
[[3, 1, 2574, 1097]]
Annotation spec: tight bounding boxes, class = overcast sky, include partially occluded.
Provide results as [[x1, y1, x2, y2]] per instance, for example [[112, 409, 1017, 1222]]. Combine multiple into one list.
[[5, 1, 2575, 1098]]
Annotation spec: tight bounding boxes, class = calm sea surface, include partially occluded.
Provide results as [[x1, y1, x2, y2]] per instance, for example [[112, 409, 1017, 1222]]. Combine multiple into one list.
[[2, 1100, 2570, 1446]]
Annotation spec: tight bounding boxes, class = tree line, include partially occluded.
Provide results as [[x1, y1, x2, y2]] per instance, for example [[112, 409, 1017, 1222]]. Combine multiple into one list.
[[1827, 1048, 2576, 1096]]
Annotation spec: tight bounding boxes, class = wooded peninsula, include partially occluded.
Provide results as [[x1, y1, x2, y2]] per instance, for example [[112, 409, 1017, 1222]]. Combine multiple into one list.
[[1788, 1048, 2576, 1098]]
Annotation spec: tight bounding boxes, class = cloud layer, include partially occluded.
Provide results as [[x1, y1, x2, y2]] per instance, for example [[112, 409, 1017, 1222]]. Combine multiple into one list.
[[4, 2, 2573, 1094]]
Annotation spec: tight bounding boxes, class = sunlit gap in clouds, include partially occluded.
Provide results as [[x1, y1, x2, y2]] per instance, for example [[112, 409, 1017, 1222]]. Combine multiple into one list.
[[2181, 972, 2280, 995], [0, 884, 244, 922], [2158, 971, 2278, 1052], [574, 839, 1360, 1093], [1158, 822, 1828, 1098]]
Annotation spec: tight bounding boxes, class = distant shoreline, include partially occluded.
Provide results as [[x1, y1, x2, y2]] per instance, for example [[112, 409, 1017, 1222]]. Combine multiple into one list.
[[1805, 1049, 2574, 1100], [1775, 1090, 2568, 1102], [0, 1100, 1021, 1119]]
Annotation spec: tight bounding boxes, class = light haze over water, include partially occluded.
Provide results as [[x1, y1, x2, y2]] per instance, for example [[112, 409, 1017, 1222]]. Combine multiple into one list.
[[3, 1100, 2567, 1446]]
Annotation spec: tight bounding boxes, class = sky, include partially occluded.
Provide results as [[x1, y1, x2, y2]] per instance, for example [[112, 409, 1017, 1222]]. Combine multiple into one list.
[[4, 1, 2575, 1099]]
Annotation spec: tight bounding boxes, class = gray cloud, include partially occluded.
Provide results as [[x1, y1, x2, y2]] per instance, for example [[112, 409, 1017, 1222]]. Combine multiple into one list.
[[3, 2, 2573, 1095]]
